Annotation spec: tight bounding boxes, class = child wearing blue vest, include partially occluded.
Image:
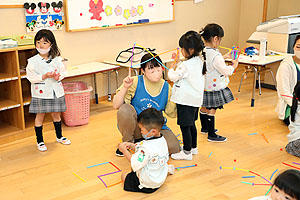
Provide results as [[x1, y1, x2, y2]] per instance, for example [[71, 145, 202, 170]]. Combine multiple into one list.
[[113, 53, 180, 156], [168, 30, 206, 160], [119, 108, 169, 193]]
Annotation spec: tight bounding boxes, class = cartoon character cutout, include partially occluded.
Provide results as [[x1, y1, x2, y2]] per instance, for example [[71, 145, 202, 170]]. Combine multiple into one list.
[[53, 19, 64, 30], [51, 1, 63, 13], [24, 3, 36, 14], [26, 20, 37, 32], [89, 0, 104, 21], [38, 2, 50, 14]]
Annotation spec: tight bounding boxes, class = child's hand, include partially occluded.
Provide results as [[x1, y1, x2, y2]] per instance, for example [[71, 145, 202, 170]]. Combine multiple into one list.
[[223, 51, 231, 59], [43, 72, 54, 80], [231, 59, 239, 69], [118, 142, 128, 153], [123, 76, 134, 89], [53, 72, 60, 81], [172, 52, 180, 63]]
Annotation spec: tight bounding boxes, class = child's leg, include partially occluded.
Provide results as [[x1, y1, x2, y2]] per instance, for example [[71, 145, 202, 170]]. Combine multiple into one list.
[[207, 109, 227, 142], [180, 125, 192, 152], [121, 171, 129, 182], [200, 107, 208, 133], [51, 112, 71, 144], [35, 113, 45, 143], [191, 124, 197, 149]]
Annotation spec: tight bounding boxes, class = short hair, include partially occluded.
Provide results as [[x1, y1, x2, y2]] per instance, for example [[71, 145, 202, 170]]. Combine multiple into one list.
[[201, 23, 224, 43], [273, 169, 300, 199], [34, 29, 61, 58], [140, 53, 162, 71], [293, 35, 300, 47], [137, 108, 164, 131]]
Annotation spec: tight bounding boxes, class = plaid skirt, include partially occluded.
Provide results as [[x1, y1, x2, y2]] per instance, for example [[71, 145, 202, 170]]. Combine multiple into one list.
[[29, 95, 66, 113], [285, 139, 300, 157], [202, 87, 234, 108]]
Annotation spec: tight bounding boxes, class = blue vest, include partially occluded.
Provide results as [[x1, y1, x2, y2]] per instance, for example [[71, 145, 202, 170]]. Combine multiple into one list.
[[131, 76, 169, 130]]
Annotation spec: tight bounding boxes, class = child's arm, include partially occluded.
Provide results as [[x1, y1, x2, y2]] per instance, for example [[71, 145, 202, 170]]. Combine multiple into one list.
[[26, 62, 53, 83], [56, 57, 67, 81], [118, 142, 132, 162], [113, 76, 135, 109], [213, 55, 238, 76], [168, 62, 188, 82]]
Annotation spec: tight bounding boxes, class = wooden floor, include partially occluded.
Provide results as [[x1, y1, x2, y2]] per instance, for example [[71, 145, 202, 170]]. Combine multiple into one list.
[[1, 68, 298, 200]]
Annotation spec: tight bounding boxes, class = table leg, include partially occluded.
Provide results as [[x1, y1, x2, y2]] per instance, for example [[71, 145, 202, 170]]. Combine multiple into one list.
[[108, 71, 111, 101], [251, 66, 257, 107], [94, 73, 98, 104]]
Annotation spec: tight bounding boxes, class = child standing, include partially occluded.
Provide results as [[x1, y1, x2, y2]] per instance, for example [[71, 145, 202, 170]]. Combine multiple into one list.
[[118, 108, 169, 193], [249, 169, 300, 200], [199, 23, 239, 142], [26, 29, 70, 152], [168, 30, 206, 160], [286, 81, 300, 157]]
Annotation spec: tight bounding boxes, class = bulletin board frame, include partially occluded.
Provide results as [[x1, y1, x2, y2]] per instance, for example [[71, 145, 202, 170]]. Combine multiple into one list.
[[63, 0, 175, 32]]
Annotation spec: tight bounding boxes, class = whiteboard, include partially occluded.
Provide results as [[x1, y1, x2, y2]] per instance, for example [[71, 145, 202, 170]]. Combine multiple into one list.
[[64, 0, 174, 32]]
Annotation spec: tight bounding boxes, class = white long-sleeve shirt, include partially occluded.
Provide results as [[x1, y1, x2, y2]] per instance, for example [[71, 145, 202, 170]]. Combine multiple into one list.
[[26, 54, 66, 99], [168, 56, 204, 107], [205, 47, 235, 91]]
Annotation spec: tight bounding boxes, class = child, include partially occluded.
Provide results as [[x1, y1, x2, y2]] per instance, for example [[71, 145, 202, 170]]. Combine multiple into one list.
[[199, 23, 239, 142], [113, 52, 180, 156], [168, 30, 206, 160], [26, 29, 70, 152], [286, 81, 300, 157], [249, 169, 300, 200], [118, 108, 169, 193]]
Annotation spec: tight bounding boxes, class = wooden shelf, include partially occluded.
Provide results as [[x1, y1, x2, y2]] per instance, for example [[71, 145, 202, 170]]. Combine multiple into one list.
[[20, 72, 26, 79], [23, 94, 31, 106], [0, 45, 35, 53], [0, 73, 18, 82], [0, 98, 20, 111], [0, 121, 20, 137]]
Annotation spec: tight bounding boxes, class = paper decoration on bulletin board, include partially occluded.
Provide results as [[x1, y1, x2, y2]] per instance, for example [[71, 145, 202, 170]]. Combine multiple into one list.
[[24, 1, 64, 32], [194, 0, 203, 3], [65, 0, 174, 32]]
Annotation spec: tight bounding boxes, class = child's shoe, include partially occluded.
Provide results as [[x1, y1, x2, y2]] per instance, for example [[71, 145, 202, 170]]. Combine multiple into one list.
[[168, 164, 175, 175], [191, 147, 198, 155], [207, 134, 227, 142], [56, 137, 71, 145], [201, 128, 218, 134], [171, 150, 192, 160], [37, 142, 47, 152]]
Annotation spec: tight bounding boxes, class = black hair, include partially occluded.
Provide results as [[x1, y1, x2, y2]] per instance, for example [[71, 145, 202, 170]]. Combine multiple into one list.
[[293, 35, 300, 47], [201, 23, 224, 43], [273, 169, 300, 200], [137, 108, 164, 131], [140, 53, 162, 71], [34, 29, 61, 58], [291, 81, 300, 122], [179, 30, 206, 75]]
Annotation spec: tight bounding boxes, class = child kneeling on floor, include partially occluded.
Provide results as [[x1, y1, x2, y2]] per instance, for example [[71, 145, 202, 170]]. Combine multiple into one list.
[[118, 108, 170, 193]]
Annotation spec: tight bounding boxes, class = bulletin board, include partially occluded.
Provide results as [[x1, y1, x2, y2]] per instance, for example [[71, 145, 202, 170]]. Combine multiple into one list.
[[64, 0, 175, 32]]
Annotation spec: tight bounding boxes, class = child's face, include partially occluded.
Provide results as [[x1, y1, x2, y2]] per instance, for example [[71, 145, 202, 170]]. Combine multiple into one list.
[[138, 123, 153, 139], [36, 37, 51, 50], [270, 185, 297, 200], [142, 65, 163, 83]]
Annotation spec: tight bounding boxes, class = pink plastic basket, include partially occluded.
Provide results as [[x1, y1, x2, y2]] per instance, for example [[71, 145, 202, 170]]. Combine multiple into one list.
[[62, 82, 93, 126]]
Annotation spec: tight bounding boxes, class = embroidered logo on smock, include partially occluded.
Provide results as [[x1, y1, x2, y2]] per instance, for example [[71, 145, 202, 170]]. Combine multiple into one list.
[[137, 150, 145, 162]]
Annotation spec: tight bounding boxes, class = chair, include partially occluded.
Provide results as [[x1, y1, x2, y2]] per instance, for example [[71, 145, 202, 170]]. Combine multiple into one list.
[[238, 65, 276, 95]]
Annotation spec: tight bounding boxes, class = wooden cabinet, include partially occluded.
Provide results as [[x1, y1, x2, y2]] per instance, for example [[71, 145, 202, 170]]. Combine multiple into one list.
[[0, 45, 36, 134]]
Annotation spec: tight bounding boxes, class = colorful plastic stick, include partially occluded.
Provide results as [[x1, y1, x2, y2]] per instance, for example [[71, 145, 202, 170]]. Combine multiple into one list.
[[130, 43, 136, 69], [265, 186, 272, 196], [292, 162, 300, 165], [262, 133, 269, 143], [109, 161, 121, 171], [99, 170, 122, 177], [87, 161, 109, 169], [241, 181, 252, 185], [72, 172, 86, 183], [282, 162, 300, 170], [248, 132, 257, 135], [175, 164, 197, 169], [242, 176, 255, 178], [208, 152, 213, 158], [281, 94, 293, 98], [270, 169, 278, 180], [131, 48, 178, 68], [107, 180, 123, 188], [135, 43, 169, 70]]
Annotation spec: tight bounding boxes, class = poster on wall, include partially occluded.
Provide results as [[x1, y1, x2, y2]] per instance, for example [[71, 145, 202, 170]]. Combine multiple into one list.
[[24, 1, 64, 32]]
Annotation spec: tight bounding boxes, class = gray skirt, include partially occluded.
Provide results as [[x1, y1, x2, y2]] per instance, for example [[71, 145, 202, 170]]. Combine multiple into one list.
[[285, 139, 300, 157], [202, 87, 234, 108], [29, 94, 66, 113]]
